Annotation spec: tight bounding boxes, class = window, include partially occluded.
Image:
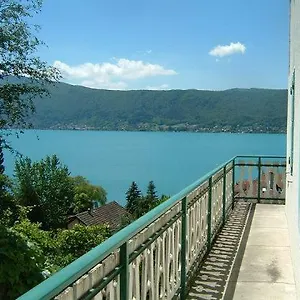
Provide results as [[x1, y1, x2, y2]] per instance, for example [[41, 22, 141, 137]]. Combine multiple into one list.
[[269, 172, 274, 190], [289, 70, 295, 175]]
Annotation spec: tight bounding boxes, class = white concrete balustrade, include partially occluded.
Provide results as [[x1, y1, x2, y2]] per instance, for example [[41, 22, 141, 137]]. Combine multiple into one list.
[[19, 158, 289, 300], [54, 166, 234, 300]]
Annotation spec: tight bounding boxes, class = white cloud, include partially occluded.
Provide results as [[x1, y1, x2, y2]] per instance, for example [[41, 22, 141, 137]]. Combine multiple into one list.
[[145, 84, 169, 90], [53, 58, 177, 90], [81, 79, 128, 90], [209, 42, 246, 58]]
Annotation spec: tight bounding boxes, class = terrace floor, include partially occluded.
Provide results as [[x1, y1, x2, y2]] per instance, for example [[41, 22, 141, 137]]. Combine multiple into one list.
[[187, 203, 297, 300]]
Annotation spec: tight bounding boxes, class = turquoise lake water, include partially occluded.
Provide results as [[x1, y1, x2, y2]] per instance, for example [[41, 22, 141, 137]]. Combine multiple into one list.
[[4, 130, 286, 206]]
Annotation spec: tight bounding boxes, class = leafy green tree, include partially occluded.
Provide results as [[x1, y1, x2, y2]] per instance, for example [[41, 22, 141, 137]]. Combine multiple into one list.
[[14, 155, 74, 229], [0, 174, 17, 226], [13, 218, 55, 259], [54, 224, 111, 267], [0, 138, 18, 226], [13, 157, 39, 214], [0, 0, 60, 134], [117, 213, 135, 231], [159, 194, 170, 204], [12, 213, 112, 270], [12, 216, 60, 274], [0, 224, 44, 299], [125, 181, 142, 216], [0, 138, 4, 175], [12, 216, 112, 272], [70, 176, 107, 214]]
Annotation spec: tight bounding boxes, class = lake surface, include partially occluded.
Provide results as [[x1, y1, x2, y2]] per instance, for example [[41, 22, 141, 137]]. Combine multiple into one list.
[[4, 130, 286, 206]]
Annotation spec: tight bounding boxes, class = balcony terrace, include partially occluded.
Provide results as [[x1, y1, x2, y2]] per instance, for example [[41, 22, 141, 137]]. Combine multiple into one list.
[[18, 156, 291, 300], [187, 203, 296, 300]]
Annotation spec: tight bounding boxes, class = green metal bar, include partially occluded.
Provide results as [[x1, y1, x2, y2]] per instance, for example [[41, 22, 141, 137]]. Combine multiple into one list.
[[258, 157, 262, 203], [225, 204, 232, 215], [235, 197, 285, 201], [222, 166, 227, 226], [187, 187, 209, 209], [235, 163, 286, 167], [235, 155, 286, 159], [83, 268, 121, 300], [120, 242, 129, 300], [207, 177, 212, 250], [232, 158, 235, 210], [130, 213, 181, 262], [180, 197, 187, 300]]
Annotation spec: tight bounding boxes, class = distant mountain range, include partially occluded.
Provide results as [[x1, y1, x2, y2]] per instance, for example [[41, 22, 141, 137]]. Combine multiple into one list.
[[28, 82, 287, 133]]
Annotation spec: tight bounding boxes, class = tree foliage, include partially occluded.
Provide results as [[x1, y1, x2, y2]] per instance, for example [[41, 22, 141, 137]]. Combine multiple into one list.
[[125, 181, 169, 220], [158, 194, 170, 205], [0, 224, 44, 299], [0, 194, 111, 298], [70, 176, 107, 214], [27, 85, 287, 133], [125, 181, 142, 217], [144, 180, 158, 211], [6, 217, 111, 297], [0, 174, 17, 226], [12, 216, 111, 269], [54, 224, 111, 267], [14, 155, 74, 229], [13, 218, 54, 259], [0, 0, 60, 132], [0, 139, 17, 225]]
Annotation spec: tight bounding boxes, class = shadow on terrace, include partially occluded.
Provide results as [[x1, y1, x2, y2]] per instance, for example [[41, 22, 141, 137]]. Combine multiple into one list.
[[18, 155, 288, 300]]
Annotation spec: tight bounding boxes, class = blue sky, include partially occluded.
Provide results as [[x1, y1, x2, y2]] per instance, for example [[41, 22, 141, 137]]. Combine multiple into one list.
[[34, 0, 289, 90]]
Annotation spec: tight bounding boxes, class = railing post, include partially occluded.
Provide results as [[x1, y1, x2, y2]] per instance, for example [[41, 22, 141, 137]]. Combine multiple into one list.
[[180, 196, 187, 300], [222, 165, 227, 226], [207, 177, 212, 250], [232, 158, 235, 210], [120, 242, 129, 300], [258, 157, 262, 203]]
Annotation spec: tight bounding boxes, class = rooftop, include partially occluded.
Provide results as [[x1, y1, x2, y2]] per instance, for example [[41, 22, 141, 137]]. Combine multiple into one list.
[[68, 201, 130, 230]]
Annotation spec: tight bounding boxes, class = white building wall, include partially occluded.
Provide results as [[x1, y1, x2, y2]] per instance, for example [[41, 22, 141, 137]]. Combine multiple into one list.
[[286, 0, 300, 297]]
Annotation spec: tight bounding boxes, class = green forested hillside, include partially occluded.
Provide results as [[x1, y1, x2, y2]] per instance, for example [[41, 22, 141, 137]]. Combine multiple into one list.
[[29, 83, 287, 133]]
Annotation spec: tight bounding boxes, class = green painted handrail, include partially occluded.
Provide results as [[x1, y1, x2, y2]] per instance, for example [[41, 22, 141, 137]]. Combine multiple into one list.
[[235, 155, 286, 158], [18, 155, 285, 300]]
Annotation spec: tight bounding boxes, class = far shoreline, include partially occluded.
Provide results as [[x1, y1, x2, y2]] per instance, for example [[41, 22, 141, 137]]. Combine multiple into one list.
[[5, 127, 287, 135]]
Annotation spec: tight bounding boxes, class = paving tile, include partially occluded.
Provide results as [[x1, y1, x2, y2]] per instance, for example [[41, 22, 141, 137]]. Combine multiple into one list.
[[251, 215, 287, 228], [254, 204, 286, 216], [187, 203, 297, 300], [233, 245, 295, 284], [232, 282, 297, 300], [246, 228, 290, 247]]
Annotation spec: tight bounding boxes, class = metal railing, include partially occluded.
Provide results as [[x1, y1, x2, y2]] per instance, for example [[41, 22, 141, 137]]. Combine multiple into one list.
[[234, 156, 286, 203], [18, 155, 286, 300]]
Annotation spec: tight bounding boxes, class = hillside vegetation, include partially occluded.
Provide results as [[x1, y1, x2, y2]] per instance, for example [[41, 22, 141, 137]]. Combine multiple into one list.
[[29, 83, 287, 133]]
